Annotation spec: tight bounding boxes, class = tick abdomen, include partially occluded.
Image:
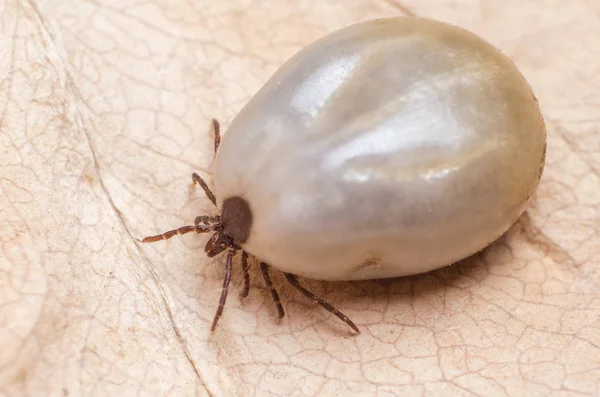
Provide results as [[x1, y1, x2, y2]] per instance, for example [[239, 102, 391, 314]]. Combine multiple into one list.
[[214, 18, 545, 281]]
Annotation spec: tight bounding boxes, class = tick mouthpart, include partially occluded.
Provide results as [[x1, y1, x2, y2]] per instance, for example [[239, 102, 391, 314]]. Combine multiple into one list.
[[204, 228, 234, 257]]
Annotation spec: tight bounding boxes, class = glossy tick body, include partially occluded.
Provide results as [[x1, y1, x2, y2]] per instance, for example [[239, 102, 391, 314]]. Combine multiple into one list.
[[142, 17, 546, 333]]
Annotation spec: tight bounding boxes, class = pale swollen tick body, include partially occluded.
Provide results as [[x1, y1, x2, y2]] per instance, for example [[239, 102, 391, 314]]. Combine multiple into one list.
[[142, 17, 546, 333]]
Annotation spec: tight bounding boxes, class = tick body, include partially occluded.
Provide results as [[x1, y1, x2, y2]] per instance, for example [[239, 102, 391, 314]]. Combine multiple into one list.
[[143, 17, 546, 332]]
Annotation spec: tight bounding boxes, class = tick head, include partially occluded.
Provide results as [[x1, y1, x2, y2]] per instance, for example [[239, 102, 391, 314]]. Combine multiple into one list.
[[204, 229, 232, 257]]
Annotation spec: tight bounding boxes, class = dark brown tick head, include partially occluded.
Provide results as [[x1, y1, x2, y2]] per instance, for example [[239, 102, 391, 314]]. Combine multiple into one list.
[[204, 231, 231, 257], [204, 196, 253, 257]]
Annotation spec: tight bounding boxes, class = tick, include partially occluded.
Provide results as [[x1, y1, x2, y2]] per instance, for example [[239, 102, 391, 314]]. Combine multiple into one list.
[[142, 17, 546, 333]]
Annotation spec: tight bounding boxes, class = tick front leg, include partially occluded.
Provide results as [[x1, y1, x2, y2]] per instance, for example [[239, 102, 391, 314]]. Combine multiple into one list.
[[284, 273, 360, 334], [142, 223, 216, 243], [190, 120, 220, 206], [192, 172, 217, 207], [212, 118, 221, 154], [194, 215, 220, 226]]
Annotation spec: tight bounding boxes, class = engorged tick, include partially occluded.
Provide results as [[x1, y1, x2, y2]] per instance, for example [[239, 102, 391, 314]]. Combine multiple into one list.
[[142, 17, 546, 334]]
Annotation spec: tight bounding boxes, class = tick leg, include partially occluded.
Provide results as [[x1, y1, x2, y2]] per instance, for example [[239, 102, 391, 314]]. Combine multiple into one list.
[[283, 273, 360, 334], [190, 120, 220, 206], [192, 172, 217, 207], [212, 118, 221, 154], [260, 262, 285, 318], [239, 251, 250, 298], [142, 224, 215, 243], [211, 246, 237, 332], [194, 215, 220, 226]]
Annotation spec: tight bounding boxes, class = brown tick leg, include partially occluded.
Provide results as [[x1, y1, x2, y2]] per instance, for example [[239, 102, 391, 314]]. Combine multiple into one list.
[[191, 172, 216, 207], [283, 273, 360, 334], [211, 246, 237, 332], [212, 118, 221, 154], [260, 262, 285, 319], [239, 251, 250, 298], [142, 224, 215, 243], [194, 215, 220, 226]]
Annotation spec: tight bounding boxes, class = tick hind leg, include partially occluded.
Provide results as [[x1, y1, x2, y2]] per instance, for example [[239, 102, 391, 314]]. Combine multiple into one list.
[[239, 251, 250, 298], [238, 252, 285, 319], [260, 262, 285, 318], [284, 273, 360, 334]]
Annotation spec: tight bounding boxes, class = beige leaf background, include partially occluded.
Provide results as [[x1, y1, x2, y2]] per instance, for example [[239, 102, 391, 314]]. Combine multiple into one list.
[[1, 0, 599, 396]]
